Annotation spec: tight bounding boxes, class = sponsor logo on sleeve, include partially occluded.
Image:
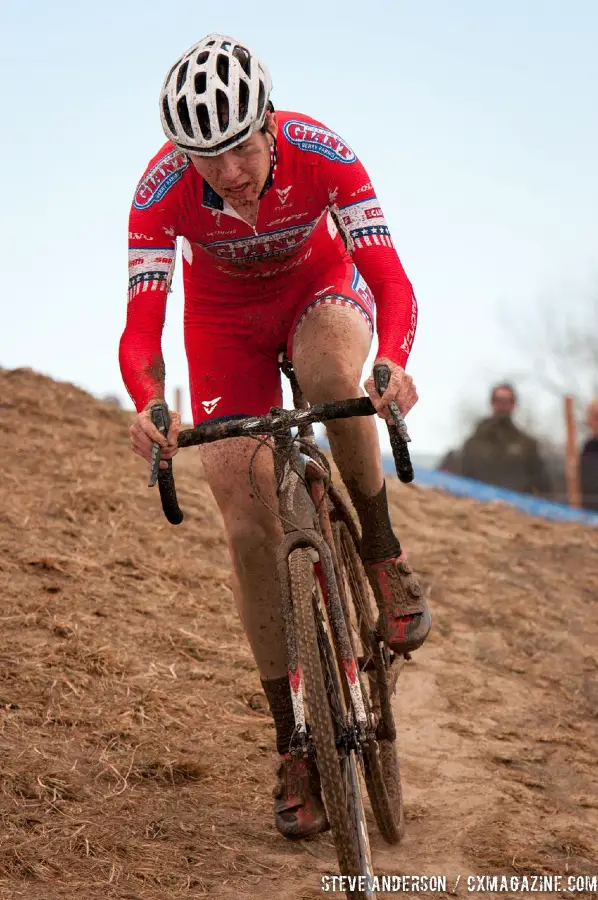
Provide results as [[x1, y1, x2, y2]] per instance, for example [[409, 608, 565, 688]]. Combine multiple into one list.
[[283, 121, 356, 163], [350, 182, 373, 198], [400, 293, 418, 355], [133, 149, 189, 210], [340, 197, 393, 246], [129, 232, 155, 241], [128, 248, 175, 275]]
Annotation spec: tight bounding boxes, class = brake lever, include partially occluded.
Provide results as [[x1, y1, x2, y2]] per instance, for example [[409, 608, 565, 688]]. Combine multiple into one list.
[[372, 363, 414, 484], [148, 403, 171, 487], [373, 367, 411, 443]]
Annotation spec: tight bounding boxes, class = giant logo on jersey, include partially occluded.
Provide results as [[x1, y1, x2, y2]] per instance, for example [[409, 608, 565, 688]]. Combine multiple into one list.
[[206, 222, 317, 262], [133, 149, 189, 210], [283, 121, 356, 164]]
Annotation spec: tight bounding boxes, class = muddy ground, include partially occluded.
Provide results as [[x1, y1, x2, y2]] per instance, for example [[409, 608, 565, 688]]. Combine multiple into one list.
[[0, 367, 596, 899]]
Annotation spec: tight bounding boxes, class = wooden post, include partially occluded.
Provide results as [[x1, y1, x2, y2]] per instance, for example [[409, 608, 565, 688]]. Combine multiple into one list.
[[564, 395, 581, 507], [174, 387, 182, 415]]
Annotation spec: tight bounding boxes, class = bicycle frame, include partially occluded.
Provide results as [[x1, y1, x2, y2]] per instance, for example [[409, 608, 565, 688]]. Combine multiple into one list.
[[148, 356, 409, 748], [145, 357, 412, 889]]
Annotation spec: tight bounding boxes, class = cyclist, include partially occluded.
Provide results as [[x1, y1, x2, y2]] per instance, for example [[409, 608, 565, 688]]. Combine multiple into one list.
[[120, 33, 431, 842]]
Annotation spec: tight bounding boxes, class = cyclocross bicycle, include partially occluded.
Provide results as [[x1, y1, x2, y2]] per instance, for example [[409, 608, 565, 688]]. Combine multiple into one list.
[[147, 357, 415, 900]]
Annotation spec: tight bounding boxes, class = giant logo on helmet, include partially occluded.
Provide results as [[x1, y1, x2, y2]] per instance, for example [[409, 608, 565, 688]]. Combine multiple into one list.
[[283, 121, 356, 164], [133, 149, 189, 210]]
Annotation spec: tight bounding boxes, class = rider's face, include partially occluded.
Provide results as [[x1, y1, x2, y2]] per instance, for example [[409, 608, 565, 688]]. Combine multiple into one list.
[[188, 114, 277, 206]]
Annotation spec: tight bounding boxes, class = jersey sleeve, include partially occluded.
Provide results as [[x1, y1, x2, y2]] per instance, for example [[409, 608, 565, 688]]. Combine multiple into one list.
[[118, 145, 189, 411], [313, 128, 417, 369]]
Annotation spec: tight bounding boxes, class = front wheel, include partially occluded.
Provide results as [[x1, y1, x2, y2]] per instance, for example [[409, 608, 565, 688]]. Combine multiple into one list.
[[289, 548, 374, 900]]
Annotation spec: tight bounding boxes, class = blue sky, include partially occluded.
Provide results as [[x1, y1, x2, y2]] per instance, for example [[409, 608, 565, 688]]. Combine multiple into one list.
[[3, 0, 598, 456]]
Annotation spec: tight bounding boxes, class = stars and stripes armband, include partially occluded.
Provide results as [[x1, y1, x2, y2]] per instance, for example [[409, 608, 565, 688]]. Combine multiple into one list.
[[127, 247, 176, 303], [338, 196, 395, 250]]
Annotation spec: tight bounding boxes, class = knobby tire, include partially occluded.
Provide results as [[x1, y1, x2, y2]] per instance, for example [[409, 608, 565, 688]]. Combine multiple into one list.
[[289, 548, 372, 900]]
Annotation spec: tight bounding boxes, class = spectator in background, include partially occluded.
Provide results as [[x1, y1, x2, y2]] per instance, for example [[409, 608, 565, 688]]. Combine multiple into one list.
[[459, 382, 552, 496], [580, 399, 598, 511]]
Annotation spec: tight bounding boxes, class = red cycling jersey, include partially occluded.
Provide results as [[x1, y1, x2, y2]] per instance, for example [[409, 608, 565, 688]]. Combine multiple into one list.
[[119, 110, 417, 423]]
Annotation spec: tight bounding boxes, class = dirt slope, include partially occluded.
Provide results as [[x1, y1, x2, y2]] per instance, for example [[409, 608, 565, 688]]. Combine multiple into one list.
[[0, 367, 597, 900]]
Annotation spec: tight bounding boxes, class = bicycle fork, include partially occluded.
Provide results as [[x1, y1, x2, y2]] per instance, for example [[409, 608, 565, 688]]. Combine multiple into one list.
[[274, 440, 369, 752]]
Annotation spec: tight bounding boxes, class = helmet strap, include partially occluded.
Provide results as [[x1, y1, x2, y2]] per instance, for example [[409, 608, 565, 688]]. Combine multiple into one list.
[[258, 129, 278, 199]]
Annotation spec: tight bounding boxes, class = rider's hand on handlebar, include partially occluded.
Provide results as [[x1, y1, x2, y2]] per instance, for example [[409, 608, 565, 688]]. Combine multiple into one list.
[[364, 357, 418, 420], [130, 402, 181, 470]]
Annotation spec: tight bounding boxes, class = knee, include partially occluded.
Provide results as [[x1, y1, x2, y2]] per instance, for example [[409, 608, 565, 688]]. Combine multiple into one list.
[[297, 361, 362, 405], [225, 516, 281, 571], [292, 304, 370, 404]]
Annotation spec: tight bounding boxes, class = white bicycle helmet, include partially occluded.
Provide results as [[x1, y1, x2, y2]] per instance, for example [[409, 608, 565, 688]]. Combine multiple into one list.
[[159, 33, 273, 155]]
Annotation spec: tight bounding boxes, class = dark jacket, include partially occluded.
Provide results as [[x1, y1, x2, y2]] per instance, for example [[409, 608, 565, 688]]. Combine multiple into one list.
[[437, 448, 462, 475], [460, 416, 552, 497], [580, 437, 598, 512]]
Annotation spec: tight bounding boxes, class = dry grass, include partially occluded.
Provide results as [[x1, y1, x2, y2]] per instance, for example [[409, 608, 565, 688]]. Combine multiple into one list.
[[0, 366, 597, 899]]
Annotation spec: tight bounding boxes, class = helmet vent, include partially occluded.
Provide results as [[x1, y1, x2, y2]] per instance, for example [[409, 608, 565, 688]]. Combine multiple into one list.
[[257, 80, 265, 119], [162, 97, 175, 134], [233, 46, 251, 77], [196, 104, 212, 140], [194, 71, 206, 95], [176, 96, 194, 137], [239, 80, 249, 121], [216, 54, 229, 85], [216, 90, 230, 131], [176, 61, 189, 94]]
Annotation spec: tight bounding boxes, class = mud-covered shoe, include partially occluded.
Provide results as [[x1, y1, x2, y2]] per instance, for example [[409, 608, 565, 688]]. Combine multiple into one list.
[[365, 552, 431, 654], [273, 754, 329, 840]]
